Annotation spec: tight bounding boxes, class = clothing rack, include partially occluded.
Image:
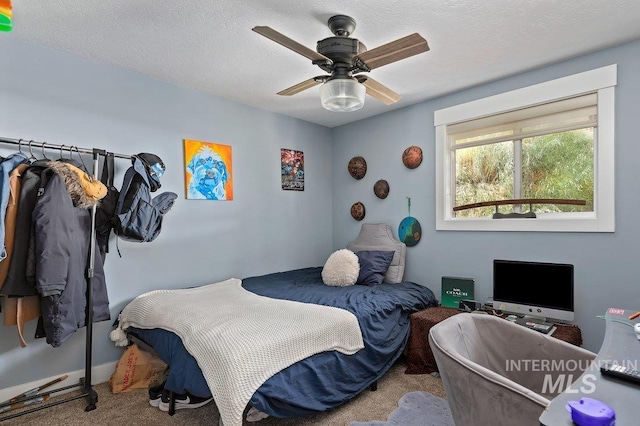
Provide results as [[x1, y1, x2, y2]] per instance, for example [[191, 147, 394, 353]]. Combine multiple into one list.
[[0, 136, 131, 420]]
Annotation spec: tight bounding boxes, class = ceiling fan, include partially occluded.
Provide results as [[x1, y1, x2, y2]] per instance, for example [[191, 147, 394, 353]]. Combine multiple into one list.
[[252, 15, 429, 112]]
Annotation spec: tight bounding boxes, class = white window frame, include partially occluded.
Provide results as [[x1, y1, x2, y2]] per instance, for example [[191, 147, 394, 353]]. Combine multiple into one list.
[[434, 65, 617, 232]]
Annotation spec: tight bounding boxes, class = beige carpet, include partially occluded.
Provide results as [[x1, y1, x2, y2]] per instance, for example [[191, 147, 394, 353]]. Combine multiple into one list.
[[2, 360, 446, 426]]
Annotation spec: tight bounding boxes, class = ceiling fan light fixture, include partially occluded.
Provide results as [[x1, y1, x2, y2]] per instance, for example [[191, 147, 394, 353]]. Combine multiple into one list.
[[319, 78, 365, 112]]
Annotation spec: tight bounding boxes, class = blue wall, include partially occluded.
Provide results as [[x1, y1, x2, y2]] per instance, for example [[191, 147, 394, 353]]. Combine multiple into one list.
[[332, 38, 640, 353], [1, 34, 638, 391], [0, 37, 333, 389]]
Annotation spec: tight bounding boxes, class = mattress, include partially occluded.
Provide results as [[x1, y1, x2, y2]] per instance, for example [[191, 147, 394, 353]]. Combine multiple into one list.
[[129, 266, 437, 418]]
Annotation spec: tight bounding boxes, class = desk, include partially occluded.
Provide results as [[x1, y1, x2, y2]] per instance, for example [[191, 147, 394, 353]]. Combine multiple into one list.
[[404, 306, 583, 374], [539, 308, 640, 426]]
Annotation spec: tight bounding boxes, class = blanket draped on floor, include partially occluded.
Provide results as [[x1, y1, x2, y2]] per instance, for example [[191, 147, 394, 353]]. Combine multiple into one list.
[[113, 278, 364, 426]]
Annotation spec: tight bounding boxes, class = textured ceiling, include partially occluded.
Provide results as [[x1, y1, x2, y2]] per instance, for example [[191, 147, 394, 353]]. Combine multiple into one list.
[[6, 1, 640, 128]]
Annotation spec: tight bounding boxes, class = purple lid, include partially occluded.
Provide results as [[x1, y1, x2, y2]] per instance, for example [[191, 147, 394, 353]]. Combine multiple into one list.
[[566, 397, 615, 426]]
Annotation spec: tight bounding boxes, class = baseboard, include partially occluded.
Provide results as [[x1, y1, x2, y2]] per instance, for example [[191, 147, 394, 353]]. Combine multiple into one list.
[[0, 361, 117, 403]]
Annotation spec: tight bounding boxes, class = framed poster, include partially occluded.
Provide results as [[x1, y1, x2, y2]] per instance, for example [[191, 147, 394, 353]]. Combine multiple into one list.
[[281, 149, 304, 191], [184, 139, 233, 200]]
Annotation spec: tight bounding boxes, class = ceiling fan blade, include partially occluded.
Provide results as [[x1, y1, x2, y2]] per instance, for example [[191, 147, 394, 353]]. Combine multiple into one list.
[[356, 33, 429, 70], [357, 76, 402, 105], [252, 26, 332, 63], [277, 77, 325, 96]]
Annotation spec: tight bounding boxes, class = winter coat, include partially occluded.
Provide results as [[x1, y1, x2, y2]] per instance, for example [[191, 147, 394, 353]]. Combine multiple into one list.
[[0, 152, 29, 261], [0, 163, 40, 347], [33, 161, 110, 347], [0, 160, 50, 297], [0, 163, 28, 289]]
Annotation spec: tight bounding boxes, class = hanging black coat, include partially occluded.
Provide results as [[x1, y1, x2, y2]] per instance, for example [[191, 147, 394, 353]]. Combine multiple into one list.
[[0, 160, 50, 297], [33, 162, 110, 347]]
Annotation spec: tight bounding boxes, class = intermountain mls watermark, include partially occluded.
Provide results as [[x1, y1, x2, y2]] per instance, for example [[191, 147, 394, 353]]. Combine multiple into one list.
[[505, 358, 638, 394]]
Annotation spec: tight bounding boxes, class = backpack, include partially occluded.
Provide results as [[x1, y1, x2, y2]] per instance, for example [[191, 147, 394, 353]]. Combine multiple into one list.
[[113, 153, 177, 243]]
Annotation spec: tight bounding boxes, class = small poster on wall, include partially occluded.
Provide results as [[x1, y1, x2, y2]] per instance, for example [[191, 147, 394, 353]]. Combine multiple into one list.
[[281, 148, 304, 191], [184, 139, 233, 200]]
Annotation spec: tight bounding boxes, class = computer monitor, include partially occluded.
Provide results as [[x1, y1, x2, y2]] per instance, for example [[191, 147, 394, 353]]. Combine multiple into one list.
[[493, 259, 574, 322]]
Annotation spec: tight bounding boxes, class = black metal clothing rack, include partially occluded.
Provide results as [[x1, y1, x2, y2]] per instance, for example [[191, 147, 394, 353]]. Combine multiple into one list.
[[0, 136, 131, 421]]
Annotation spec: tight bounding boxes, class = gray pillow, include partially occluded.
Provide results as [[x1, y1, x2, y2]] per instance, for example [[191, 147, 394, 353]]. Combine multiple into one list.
[[356, 250, 395, 285], [346, 223, 406, 283]]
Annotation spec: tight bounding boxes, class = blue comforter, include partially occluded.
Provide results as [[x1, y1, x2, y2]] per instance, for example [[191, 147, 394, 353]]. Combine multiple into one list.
[[130, 267, 437, 418]]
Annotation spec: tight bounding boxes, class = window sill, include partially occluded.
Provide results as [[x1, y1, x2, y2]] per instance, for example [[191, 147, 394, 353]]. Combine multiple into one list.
[[437, 213, 614, 232]]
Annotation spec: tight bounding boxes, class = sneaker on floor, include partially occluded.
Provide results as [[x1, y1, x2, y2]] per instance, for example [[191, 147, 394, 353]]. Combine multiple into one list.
[[246, 406, 270, 422], [158, 391, 213, 411], [148, 382, 166, 407]]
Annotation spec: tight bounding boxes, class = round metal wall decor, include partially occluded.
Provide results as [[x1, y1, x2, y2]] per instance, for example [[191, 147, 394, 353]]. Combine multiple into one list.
[[348, 156, 367, 180], [402, 146, 423, 169], [398, 216, 422, 247], [350, 201, 366, 221], [373, 179, 390, 199]]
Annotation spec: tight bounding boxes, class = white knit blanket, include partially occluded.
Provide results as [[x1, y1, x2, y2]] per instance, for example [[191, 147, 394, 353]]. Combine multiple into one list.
[[115, 278, 364, 426]]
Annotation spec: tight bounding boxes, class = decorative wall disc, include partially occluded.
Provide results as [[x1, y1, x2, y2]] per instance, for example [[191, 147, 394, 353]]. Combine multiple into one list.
[[402, 146, 423, 169], [350, 201, 366, 221], [348, 156, 367, 180], [373, 179, 390, 199], [398, 216, 422, 247]]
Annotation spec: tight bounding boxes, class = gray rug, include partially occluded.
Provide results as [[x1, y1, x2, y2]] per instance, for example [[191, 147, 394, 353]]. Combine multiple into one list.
[[349, 391, 454, 426]]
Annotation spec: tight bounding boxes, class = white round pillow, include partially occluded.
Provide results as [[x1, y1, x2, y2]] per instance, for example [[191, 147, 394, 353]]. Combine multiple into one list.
[[321, 249, 360, 286]]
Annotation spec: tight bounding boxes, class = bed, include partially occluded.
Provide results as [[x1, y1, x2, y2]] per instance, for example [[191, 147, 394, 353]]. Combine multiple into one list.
[[114, 223, 438, 425]]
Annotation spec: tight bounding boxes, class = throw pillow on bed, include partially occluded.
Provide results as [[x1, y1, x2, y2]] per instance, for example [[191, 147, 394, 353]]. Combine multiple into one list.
[[322, 249, 360, 286], [355, 250, 395, 285]]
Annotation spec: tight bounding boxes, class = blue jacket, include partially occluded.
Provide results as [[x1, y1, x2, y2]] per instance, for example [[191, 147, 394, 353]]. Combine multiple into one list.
[[0, 152, 29, 261]]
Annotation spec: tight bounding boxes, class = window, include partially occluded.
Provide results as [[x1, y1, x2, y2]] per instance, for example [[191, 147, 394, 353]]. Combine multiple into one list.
[[452, 94, 596, 218], [434, 65, 616, 232]]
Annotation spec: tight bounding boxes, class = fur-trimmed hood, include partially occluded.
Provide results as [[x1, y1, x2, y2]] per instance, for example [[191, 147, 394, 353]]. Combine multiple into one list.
[[46, 161, 107, 209]]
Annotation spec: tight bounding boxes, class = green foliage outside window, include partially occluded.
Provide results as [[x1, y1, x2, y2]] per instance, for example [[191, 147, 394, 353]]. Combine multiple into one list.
[[455, 129, 594, 218]]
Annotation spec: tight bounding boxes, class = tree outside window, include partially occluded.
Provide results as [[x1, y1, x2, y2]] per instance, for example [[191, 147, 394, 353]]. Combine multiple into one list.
[[454, 129, 594, 218]]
